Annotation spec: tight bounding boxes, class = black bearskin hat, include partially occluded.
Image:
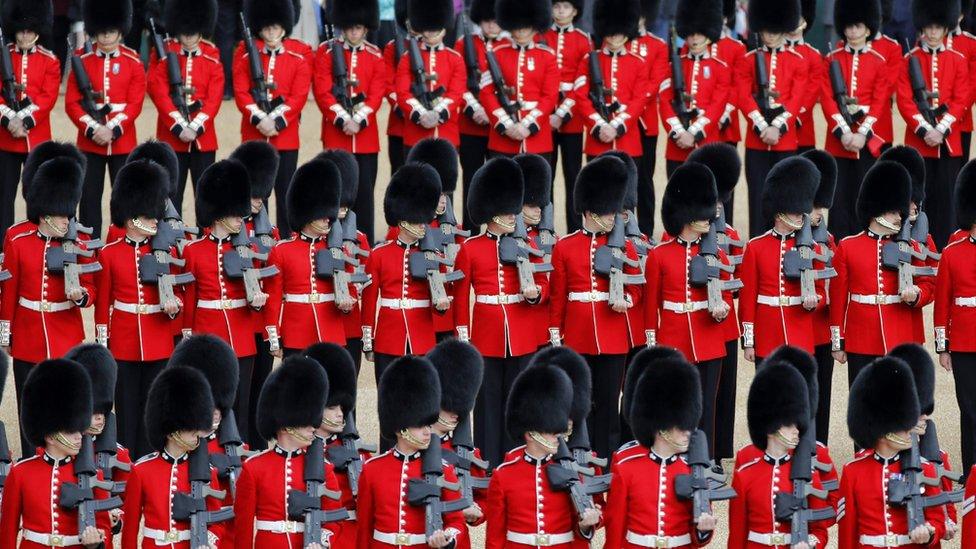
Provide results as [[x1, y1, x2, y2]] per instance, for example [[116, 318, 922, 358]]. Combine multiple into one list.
[[747, 0, 800, 33], [408, 0, 455, 32], [506, 364, 573, 441], [857, 160, 911, 228], [195, 159, 252, 227], [245, 0, 295, 36], [427, 339, 485, 416], [383, 163, 442, 226], [110, 159, 169, 228], [848, 356, 920, 449], [834, 0, 882, 38], [676, 0, 724, 42], [315, 150, 360, 208], [26, 157, 84, 223], [761, 156, 819, 220], [84, 0, 133, 36], [407, 138, 459, 194], [497, 0, 552, 31], [956, 160, 976, 229], [64, 344, 117, 416], [395, 0, 408, 29], [127, 140, 179, 194], [880, 146, 926, 207], [145, 366, 214, 451], [574, 156, 628, 215], [529, 346, 592, 426], [21, 359, 93, 447], [801, 0, 817, 28], [593, 0, 641, 41], [514, 153, 552, 207], [747, 362, 810, 449], [631, 358, 702, 447], [801, 149, 838, 209], [286, 159, 342, 233], [169, 334, 240, 413], [687, 143, 740, 203], [378, 356, 441, 438], [164, 0, 217, 37], [257, 356, 329, 439], [764, 345, 818, 416], [303, 343, 358, 413], [882, 0, 894, 23], [621, 346, 684, 423], [331, 0, 380, 31], [600, 151, 638, 211], [3, 0, 53, 37], [888, 343, 936, 416], [913, 0, 960, 30], [642, 0, 662, 24], [661, 161, 718, 236], [230, 141, 280, 201], [470, 0, 496, 23], [723, 0, 736, 23], [22, 141, 86, 199], [467, 157, 524, 225]]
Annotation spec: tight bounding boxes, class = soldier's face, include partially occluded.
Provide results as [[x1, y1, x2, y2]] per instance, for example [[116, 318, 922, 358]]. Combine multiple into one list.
[[480, 21, 501, 39], [511, 28, 536, 45], [15, 31, 38, 48], [344, 25, 367, 45], [522, 204, 542, 225], [96, 31, 121, 49], [212, 409, 222, 431], [250, 198, 264, 214], [320, 406, 345, 434], [552, 2, 578, 25], [422, 29, 446, 45], [685, 33, 709, 53], [401, 425, 432, 450], [437, 194, 448, 215], [89, 414, 106, 435], [339, 207, 348, 220], [260, 25, 285, 47], [909, 202, 919, 221], [844, 23, 870, 45], [491, 214, 517, 234], [604, 34, 628, 51], [179, 33, 202, 50], [130, 216, 159, 236], [760, 31, 784, 48], [810, 207, 827, 226], [880, 211, 903, 230], [305, 218, 331, 237], [914, 415, 930, 435], [218, 216, 244, 234], [42, 215, 70, 236], [923, 25, 947, 47]]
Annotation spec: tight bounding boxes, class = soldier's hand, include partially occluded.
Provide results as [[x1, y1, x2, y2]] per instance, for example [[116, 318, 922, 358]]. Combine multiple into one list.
[[522, 285, 540, 301], [924, 129, 945, 148], [832, 350, 848, 364], [840, 132, 854, 148], [81, 526, 105, 547], [909, 524, 934, 544], [696, 512, 716, 532], [675, 131, 696, 149], [67, 287, 86, 302], [760, 126, 781, 146], [743, 348, 756, 363], [504, 125, 522, 140], [900, 285, 920, 304], [945, 519, 958, 540], [550, 113, 563, 130], [849, 133, 866, 151], [434, 297, 451, 312], [579, 507, 601, 529], [710, 302, 729, 322], [257, 116, 278, 135], [179, 127, 197, 143], [598, 124, 617, 143], [337, 297, 356, 313], [163, 298, 181, 315], [420, 111, 440, 129], [427, 529, 451, 548], [343, 119, 361, 136], [463, 502, 483, 523], [939, 352, 953, 372], [93, 125, 114, 146], [610, 300, 632, 314], [250, 291, 269, 308], [802, 295, 818, 311], [109, 508, 123, 526], [6, 116, 23, 135]]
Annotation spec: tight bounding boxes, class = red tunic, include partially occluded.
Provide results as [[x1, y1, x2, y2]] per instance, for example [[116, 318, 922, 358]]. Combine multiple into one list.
[[946, 30, 976, 134], [896, 46, 970, 158], [713, 36, 747, 144], [313, 40, 387, 153], [0, 45, 60, 153], [628, 33, 669, 138], [735, 46, 809, 152], [659, 50, 732, 161], [790, 41, 823, 149], [540, 25, 593, 136], [325, 434, 374, 549], [395, 42, 466, 146], [383, 41, 404, 139], [933, 236, 976, 352], [574, 49, 649, 157], [821, 45, 892, 159], [734, 442, 842, 512]]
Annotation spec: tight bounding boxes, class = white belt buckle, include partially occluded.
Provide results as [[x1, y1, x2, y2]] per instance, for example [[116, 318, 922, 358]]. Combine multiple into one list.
[[284, 521, 298, 533], [395, 532, 412, 545], [138, 303, 148, 314], [779, 296, 791, 306], [885, 534, 898, 546], [41, 300, 51, 312], [654, 538, 668, 548], [164, 529, 181, 542], [400, 298, 410, 309], [309, 292, 321, 304], [49, 535, 64, 547], [770, 533, 787, 546], [222, 299, 233, 310], [535, 534, 551, 546], [683, 301, 695, 313], [876, 293, 886, 305]]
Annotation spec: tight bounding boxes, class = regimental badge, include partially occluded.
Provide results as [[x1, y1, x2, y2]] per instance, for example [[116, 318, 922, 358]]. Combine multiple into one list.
[[528, 58, 535, 71], [704, 67, 711, 79], [112, 63, 120, 75]]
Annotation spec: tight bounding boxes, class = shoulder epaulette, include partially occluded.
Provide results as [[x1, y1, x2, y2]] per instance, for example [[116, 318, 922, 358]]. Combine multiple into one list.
[[134, 452, 160, 465], [365, 450, 392, 464], [535, 43, 555, 54], [736, 456, 762, 473], [35, 46, 56, 59], [839, 231, 864, 243], [617, 453, 644, 465], [571, 28, 591, 39], [13, 454, 41, 467], [244, 448, 273, 463], [943, 238, 966, 251], [784, 48, 804, 59], [495, 457, 520, 470], [866, 48, 886, 61], [493, 42, 513, 52], [615, 440, 639, 453], [10, 230, 32, 242], [285, 50, 305, 60]]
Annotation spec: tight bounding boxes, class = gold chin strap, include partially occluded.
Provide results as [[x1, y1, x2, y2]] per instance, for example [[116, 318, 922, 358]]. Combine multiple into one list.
[[774, 429, 800, 449], [399, 222, 426, 239], [659, 430, 689, 452], [309, 220, 330, 235], [885, 432, 912, 448], [527, 431, 558, 451], [491, 216, 516, 230], [689, 220, 710, 233], [285, 427, 313, 444], [321, 416, 345, 430], [217, 218, 241, 234], [54, 432, 80, 451], [43, 216, 68, 237], [132, 218, 158, 236], [399, 428, 430, 449], [777, 214, 804, 231], [171, 432, 200, 452], [437, 415, 459, 430], [875, 216, 901, 233], [589, 213, 614, 232], [87, 423, 104, 436], [523, 211, 541, 225]]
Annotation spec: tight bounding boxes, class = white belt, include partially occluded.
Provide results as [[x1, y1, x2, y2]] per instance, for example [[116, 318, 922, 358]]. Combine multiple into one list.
[[662, 300, 708, 313], [568, 291, 610, 303], [757, 295, 803, 307], [284, 292, 336, 304], [21, 530, 84, 547], [506, 531, 575, 546], [955, 297, 976, 307], [747, 531, 792, 546], [379, 297, 431, 310], [475, 294, 524, 305], [19, 297, 73, 312], [197, 298, 248, 310], [113, 300, 164, 314], [851, 294, 901, 305], [256, 519, 305, 533], [626, 531, 692, 548], [143, 527, 191, 545], [373, 530, 427, 546], [859, 534, 913, 547]]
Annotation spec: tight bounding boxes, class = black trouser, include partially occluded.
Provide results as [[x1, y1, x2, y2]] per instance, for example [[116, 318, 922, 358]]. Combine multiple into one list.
[[0, 151, 26, 249], [665, 159, 682, 178], [216, 0, 239, 96], [373, 352, 402, 451], [248, 335, 273, 450], [847, 352, 879, 387], [814, 343, 834, 444], [387, 135, 405, 175], [460, 134, 489, 235], [13, 359, 34, 457], [345, 337, 364, 375], [963, 131, 972, 163], [830, 153, 878, 240], [115, 359, 167, 460], [714, 340, 739, 460], [953, 352, 976, 474], [723, 141, 739, 224], [580, 353, 626, 459], [744, 149, 795, 237], [696, 358, 722, 459], [637, 135, 658, 236], [352, 153, 379, 244], [80, 153, 127, 238], [551, 133, 584, 234], [475, 354, 534, 467], [234, 355, 256, 446], [172, 150, 216, 217], [924, 152, 965, 249], [272, 150, 300, 240], [49, 15, 72, 74]]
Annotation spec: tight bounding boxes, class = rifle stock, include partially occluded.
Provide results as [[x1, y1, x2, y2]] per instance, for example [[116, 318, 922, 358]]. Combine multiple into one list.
[[674, 430, 736, 520]]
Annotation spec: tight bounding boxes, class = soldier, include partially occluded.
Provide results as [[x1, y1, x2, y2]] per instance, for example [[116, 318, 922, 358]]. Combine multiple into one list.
[[148, 0, 224, 216], [235, 355, 344, 549], [121, 365, 227, 548], [895, 0, 969, 248], [0, 0, 60, 247], [830, 160, 933, 383], [96, 158, 178, 458], [737, 0, 808, 237], [615, 345, 685, 457], [661, 0, 733, 173], [0, 359, 113, 548], [605, 356, 717, 548], [358, 355, 467, 548], [65, 0, 146, 238], [786, 0, 823, 155], [232, 0, 311, 238], [838, 356, 946, 547], [313, 0, 385, 245], [103, 139, 181, 246]]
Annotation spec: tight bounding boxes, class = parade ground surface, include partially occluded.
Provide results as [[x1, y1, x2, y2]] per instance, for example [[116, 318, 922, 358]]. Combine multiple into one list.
[[3, 95, 961, 548]]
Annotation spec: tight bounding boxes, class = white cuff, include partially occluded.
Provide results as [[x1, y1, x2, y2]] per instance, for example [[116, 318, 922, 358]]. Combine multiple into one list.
[[96, 324, 108, 347]]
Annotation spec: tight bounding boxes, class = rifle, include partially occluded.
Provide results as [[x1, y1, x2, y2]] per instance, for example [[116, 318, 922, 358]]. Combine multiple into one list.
[[587, 51, 622, 135], [593, 214, 645, 307], [810, 221, 833, 266], [460, 13, 483, 104], [919, 419, 964, 489], [250, 207, 277, 255], [93, 413, 130, 495], [782, 214, 837, 302], [546, 437, 608, 518], [208, 410, 250, 499], [288, 437, 349, 547], [910, 211, 941, 262], [442, 414, 491, 504], [689, 221, 743, 313], [407, 34, 445, 111], [326, 411, 376, 497], [0, 253, 9, 282], [341, 211, 370, 272], [625, 215, 652, 261], [536, 203, 557, 258], [171, 439, 235, 548], [409, 228, 465, 309], [668, 25, 699, 131], [150, 18, 198, 125], [329, 32, 366, 115], [907, 53, 947, 130], [224, 230, 279, 304], [436, 195, 470, 265], [407, 440, 471, 539], [0, 27, 28, 112], [674, 429, 736, 520], [59, 435, 124, 534], [881, 220, 936, 294], [162, 198, 200, 253], [773, 430, 836, 545], [139, 224, 195, 309], [484, 46, 521, 122], [0, 420, 11, 494], [70, 54, 111, 124], [240, 13, 283, 116], [887, 433, 957, 530], [750, 34, 785, 128], [498, 216, 554, 295], [714, 206, 744, 264], [567, 421, 611, 486], [45, 218, 102, 299], [315, 225, 370, 307]]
